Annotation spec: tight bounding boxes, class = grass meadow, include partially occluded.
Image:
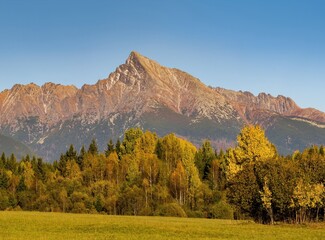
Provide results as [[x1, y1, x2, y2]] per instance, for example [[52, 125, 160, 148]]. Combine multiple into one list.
[[0, 211, 324, 240]]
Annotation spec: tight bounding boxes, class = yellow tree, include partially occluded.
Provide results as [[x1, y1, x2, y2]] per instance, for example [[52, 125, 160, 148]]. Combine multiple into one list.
[[179, 139, 201, 208], [134, 131, 158, 155], [290, 179, 312, 223], [259, 177, 274, 224], [309, 183, 324, 222], [20, 161, 35, 190], [227, 125, 277, 178], [170, 161, 187, 205], [134, 131, 160, 187], [105, 151, 119, 183], [133, 131, 160, 207], [157, 133, 182, 172], [65, 160, 82, 181], [164, 137, 201, 208]]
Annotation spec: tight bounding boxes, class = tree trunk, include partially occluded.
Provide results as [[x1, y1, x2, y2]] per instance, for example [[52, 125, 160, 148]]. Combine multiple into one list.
[[268, 208, 274, 225]]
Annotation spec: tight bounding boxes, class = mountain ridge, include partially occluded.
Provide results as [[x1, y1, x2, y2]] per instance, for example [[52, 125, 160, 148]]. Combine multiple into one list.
[[0, 51, 324, 161]]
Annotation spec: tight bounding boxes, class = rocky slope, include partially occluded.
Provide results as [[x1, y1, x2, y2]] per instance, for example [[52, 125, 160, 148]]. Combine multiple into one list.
[[0, 51, 324, 161]]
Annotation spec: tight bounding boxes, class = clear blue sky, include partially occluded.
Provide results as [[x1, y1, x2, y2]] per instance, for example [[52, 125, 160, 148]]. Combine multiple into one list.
[[0, 0, 324, 111]]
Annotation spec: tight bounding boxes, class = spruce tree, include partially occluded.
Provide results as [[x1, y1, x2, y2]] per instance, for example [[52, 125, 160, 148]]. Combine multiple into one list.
[[77, 145, 86, 168], [105, 139, 115, 157], [88, 139, 98, 155]]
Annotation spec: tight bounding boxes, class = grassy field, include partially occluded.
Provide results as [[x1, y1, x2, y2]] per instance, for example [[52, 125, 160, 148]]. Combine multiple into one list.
[[0, 211, 324, 240]]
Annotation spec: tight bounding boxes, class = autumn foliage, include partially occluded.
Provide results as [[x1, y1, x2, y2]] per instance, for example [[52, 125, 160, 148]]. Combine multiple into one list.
[[0, 126, 324, 224]]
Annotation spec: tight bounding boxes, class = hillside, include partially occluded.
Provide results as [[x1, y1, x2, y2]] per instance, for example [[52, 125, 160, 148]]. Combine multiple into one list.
[[0, 134, 34, 159]]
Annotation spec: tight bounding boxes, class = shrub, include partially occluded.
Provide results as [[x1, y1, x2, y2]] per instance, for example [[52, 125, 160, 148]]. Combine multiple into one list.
[[209, 201, 233, 219], [184, 208, 206, 218], [155, 203, 187, 217], [71, 202, 86, 213], [0, 190, 10, 210]]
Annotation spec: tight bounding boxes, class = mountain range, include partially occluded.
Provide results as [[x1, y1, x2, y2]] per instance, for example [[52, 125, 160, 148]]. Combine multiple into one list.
[[1, 51, 325, 161]]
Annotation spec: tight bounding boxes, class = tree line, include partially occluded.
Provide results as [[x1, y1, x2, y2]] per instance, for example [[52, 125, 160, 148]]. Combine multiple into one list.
[[0, 126, 324, 223]]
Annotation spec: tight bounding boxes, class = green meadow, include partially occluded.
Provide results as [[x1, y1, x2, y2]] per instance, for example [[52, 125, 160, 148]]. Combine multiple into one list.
[[0, 211, 324, 240]]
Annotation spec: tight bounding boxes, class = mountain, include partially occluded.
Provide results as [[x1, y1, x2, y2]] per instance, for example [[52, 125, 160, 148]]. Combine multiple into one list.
[[0, 134, 34, 159], [0, 51, 324, 161]]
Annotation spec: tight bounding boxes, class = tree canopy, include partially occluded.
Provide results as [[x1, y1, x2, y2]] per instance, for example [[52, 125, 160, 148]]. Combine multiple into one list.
[[0, 126, 324, 224]]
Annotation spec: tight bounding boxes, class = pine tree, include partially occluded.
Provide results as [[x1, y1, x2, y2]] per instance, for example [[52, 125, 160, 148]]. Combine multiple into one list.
[[36, 158, 46, 181], [88, 139, 99, 155], [115, 139, 123, 159], [6, 153, 17, 173], [195, 140, 215, 180], [17, 176, 27, 192], [319, 145, 325, 157], [66, 144, 77, 161], [0, 152, 5, 169], [77, 145, 86, 168], [0, 169, 9, 188], [105, 139, 115, 157], [58, 154, 67, 177]]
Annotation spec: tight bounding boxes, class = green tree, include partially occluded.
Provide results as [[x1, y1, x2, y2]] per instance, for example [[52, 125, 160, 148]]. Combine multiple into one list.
[[88, 139, 99, 155], [6, 154, 18, 173], [105, 139, 115, 157], [227, 164, 261, 220], [195, 140, 216, 180], [0, 153, 5, 169], [77, 145, 86, 168], [115, 139, 123, 159], [0, 169, 9, 189]]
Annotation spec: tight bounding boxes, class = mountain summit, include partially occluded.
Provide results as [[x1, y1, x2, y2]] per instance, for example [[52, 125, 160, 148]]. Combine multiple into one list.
[[1, 51, 324, 161]]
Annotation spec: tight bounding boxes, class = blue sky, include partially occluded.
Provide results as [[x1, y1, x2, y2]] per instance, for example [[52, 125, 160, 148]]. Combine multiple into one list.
[[0, 0, 324, 111]]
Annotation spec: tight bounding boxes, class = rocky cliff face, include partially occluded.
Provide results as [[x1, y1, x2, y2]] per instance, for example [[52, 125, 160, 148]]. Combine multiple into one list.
[[214, 88, 325, 123], [1, 51, 324, 161]]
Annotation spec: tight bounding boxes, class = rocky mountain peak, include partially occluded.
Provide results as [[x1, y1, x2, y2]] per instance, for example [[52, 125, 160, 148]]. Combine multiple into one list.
[[126, 51, 147, 64]]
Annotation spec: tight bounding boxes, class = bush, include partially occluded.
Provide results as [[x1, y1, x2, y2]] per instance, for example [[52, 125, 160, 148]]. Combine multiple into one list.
[[209, 201, 233, 219], [71, 202, 86, 213], [185, 209, 206, 218], [139, 206, 153, 216], [0, 190, 10, 210], [155, 203, 187, 217]]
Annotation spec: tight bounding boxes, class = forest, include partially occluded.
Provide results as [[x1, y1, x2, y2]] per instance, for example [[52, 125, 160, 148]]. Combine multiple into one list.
[[0, 125, 324, 224]]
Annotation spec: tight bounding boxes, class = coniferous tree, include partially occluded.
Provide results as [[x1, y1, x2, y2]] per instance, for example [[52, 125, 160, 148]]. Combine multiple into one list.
[[58, 154, 67, 177], [319, 145, 325, 157], [6, 153, 17, 173], [0, 169, 9, 189], [195, 140, 216, 180], [66, 144, 77, 161], [17, 176, 27, 192], [0, 152, 5, 168], [88, 139, 99, 155], [77, 145, 86, 168], [35, 158, 46, 181], [115, 139, 123, 159], [105, 139, 115, 157]]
